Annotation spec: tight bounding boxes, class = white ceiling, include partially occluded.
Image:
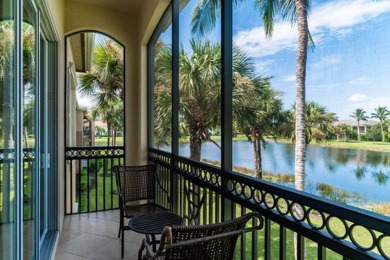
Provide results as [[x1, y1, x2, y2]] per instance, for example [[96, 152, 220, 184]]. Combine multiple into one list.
[[73, 0, 144, 14]]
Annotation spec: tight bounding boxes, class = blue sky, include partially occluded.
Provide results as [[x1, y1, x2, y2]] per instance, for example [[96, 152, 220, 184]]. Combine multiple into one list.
[[171, 0, 390, 119], [233, 0, 390, 119]]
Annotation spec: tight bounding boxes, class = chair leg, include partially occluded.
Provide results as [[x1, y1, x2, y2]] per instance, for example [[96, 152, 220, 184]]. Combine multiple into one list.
[[118, 207, 123, 238], [118, 218, 121, 238], [138, 243, 145, 260]]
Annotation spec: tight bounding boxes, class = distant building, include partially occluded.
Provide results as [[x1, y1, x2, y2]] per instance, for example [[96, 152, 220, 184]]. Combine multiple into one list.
[[337, 119, 378, 135]]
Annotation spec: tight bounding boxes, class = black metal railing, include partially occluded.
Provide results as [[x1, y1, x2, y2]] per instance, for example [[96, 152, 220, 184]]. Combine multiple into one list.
[[149, 148, 390, 260], [65, 146, 125, 214]]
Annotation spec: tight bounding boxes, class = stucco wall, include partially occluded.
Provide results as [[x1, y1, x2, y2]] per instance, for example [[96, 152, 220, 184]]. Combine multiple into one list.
[[64, 0, 141, 165]]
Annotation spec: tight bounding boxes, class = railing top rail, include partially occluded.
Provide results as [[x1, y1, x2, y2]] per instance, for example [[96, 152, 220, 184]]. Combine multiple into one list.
[[65, 146, 125, 159]]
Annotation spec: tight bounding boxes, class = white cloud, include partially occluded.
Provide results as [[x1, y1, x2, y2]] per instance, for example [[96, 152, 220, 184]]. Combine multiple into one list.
[[234, 0, 390, 58], [348, 93, 368, 103], [253, 59, 274, 74], [349, 77, 374, 85], [309, 1, 390, 32], [234, 23, 297, 58], [282, 74, 296, 82], [310, 83, 341, 90], [312, 55, 341, 69]]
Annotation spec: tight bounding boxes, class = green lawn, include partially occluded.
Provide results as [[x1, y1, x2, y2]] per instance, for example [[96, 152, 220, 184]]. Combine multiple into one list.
[[94, 137, 124, 146], [180, 135, 390, 153]]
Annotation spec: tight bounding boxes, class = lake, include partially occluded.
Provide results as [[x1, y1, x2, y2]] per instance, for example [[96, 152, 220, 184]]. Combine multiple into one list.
[[172, 140, 390, 206]]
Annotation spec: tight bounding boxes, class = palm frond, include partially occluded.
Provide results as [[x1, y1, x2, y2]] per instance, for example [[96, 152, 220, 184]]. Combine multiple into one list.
[[191, 0, 220, 37]]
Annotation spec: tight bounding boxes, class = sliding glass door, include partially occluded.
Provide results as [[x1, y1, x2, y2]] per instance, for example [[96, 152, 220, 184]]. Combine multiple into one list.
[[1, 0, 57, 258]]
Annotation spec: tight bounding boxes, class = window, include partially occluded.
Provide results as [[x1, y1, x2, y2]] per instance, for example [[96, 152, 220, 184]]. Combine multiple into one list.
[[149, 7, 173, 152], [148, 0, 390, 215], [178, 0, 221, 165]]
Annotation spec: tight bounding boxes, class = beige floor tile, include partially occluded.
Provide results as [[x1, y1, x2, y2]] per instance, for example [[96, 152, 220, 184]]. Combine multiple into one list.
[[55, 251, 92, 260], [56, 210, 143, 260]]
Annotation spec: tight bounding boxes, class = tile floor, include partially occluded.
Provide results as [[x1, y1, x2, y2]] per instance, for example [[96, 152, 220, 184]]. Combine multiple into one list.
[[55, 210, 144, 260]]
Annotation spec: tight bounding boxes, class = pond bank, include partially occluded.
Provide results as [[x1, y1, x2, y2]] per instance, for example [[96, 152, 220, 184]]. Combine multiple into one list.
[[179, 135, 390, 153]]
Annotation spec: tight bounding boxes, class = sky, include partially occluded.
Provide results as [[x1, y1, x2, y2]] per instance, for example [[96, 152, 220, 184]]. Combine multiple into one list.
[[168, 0, 390, 120]]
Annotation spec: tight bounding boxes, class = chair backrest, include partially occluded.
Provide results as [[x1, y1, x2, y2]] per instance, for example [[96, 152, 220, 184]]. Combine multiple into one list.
[[184, 183, 205, 225], [114, 165, 156, 203], [162, 212, 263, 260]]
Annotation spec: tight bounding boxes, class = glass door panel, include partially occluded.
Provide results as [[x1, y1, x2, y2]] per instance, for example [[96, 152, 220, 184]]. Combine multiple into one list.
[[0, 0, 16, 259], [23, 1, 38, 258]]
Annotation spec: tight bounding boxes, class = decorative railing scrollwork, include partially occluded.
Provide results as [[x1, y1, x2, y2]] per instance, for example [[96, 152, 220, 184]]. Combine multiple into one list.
[[149, 148, 390, 260]]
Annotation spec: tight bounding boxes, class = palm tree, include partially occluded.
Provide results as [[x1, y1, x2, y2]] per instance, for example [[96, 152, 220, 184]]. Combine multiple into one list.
[[235, 75, 284, 178], [350, 108, 368, 141], [152, 42, 173, 148], [78, 39, 124, 110], [191, 1, 310, 257], [78, 38, 124, 146], [371, 106, 389, 142], [154, 40, 276, 164], [191, 0, 310, 191], [179, 40, 222, 160], [91, 97, 123, 146], [292, 102, 337, 144], [334, 123, 350, 141]]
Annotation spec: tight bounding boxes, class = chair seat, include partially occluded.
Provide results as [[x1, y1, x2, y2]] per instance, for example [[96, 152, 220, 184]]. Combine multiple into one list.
[[124, 203, 166, 218]]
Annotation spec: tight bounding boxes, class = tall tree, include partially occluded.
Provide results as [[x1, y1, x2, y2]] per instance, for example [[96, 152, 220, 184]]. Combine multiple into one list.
[[91, 98, 123, 146], [235, 75, 284, 178], [153, 40, 277, 164], [78, 38, 124, 146], [371, 106, 389, 142], [292, 102, 337, 144], [191, 1, 311, 257], [151, 42, 173, 148], [191, 0, 311, 186], [350, 108, 368, 141], [179, 40, 221, 160]]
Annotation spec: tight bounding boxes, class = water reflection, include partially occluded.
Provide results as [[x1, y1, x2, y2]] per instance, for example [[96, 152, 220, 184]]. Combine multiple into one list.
[[371, 170, 389, 185], [171, 141, 390, 204], [355, 166, 366, 180]]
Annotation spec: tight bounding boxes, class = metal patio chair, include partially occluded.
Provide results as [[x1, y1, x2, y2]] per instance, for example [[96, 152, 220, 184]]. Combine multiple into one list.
[[139, 212, 264, 260], [113, 164, 171, 258]]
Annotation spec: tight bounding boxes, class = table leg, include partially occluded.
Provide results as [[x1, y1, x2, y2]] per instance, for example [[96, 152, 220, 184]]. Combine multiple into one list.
[[151, 235, 157, 252]]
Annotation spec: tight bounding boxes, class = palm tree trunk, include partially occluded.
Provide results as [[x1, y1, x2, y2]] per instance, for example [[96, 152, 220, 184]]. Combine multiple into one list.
[[357, 120, 360, 141], [252, 131, 262, 179], [113, 129, 117, 146], [189, 128, 201, 161], [107, 124, 111, 146], [294, 0, 308, 194], [294, 0, 309, 258], [24, 127, 29, 148], [380, 122, 384, 142]]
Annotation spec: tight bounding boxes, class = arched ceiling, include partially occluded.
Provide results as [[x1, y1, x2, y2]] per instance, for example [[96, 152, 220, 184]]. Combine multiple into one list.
[[73, 0, 144, 14]]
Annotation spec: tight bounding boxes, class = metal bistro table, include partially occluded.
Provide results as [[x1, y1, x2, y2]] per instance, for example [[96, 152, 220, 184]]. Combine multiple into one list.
[[129, 211, 184, 259]]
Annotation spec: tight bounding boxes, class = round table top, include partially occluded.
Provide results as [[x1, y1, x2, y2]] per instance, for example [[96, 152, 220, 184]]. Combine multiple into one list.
[[128, 211, 184, 235]]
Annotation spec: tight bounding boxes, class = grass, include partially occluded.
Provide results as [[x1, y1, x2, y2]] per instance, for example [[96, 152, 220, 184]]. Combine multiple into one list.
[[94, 137, 123, 146], [310, 140, 390, 153], [77, 158, 121, 212], [179, 135, 390, 153]]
